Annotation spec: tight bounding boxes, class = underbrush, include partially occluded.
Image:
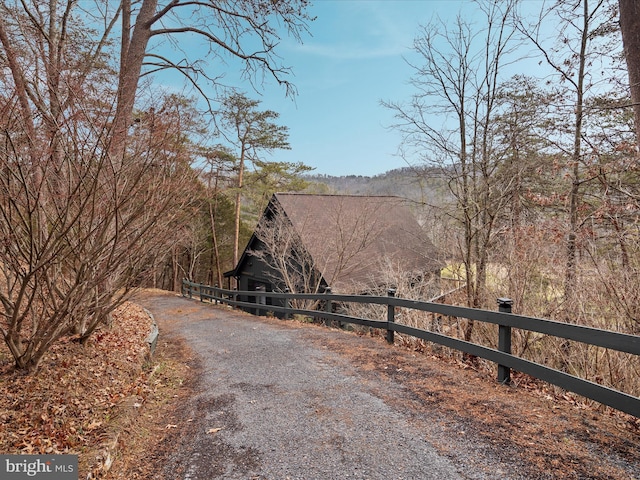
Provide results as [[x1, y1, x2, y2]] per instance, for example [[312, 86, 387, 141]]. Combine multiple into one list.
[[338, 278, 640, 416]]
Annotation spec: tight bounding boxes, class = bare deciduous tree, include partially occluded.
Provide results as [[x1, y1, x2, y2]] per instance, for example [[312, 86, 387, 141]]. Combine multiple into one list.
[[384, 0, 519, 340], [0, 0, 310, 371], [0, 95, 195, 369], [250, 203, 323, 310], [201, 146, 237, 287], [515, 0, 621, 306], [111, 0, 311, 157]]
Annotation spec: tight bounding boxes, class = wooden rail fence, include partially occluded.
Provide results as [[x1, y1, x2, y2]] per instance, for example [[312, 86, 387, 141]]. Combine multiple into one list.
[[182, 279, 640, 418]]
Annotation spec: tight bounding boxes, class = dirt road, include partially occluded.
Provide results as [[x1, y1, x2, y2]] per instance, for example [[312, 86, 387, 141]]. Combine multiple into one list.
[[133, 291, 639, 480]]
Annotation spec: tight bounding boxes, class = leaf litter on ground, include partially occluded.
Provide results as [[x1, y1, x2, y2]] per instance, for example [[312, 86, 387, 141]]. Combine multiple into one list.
[[0, 301, 156, 477]]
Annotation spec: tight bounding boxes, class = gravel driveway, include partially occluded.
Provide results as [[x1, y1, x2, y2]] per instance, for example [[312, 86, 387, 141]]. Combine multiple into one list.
[[135, 293, 477, 480], [134, 292, 640, 480]]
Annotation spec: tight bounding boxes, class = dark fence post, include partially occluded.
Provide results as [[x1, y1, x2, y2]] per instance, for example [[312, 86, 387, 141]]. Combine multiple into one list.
[[497, 297, 513, 384], [214, 285, 219, 305], [324, 287, 332, 326], [386, 288, 396, 344], [283, 288, 291, 320], [255, 285, 266, 316], [187, 280, 193, 299]]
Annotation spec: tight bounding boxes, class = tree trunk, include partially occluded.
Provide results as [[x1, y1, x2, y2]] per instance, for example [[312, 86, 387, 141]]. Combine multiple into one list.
[[209, 194, 224, 287], [619, 0, 640, 146], [111, 0, 158, 159], [233, 148, 246, 288], [564, 0, 588, 305]]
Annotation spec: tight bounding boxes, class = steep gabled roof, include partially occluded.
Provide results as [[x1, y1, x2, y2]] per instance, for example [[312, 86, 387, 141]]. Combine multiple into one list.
[[270, 193, 440, 292]]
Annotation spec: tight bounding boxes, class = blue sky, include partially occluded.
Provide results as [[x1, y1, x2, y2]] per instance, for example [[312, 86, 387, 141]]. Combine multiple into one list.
[[247, 0, 468, 177], [154, 0, 552, 177]]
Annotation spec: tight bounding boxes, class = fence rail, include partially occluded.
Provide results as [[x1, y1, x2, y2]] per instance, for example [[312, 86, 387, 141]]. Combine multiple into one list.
[[182, 279, 640, 418]]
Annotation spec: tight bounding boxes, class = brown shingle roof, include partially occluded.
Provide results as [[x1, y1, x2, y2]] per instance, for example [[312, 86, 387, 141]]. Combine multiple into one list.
[[273, 193, 440, 292]]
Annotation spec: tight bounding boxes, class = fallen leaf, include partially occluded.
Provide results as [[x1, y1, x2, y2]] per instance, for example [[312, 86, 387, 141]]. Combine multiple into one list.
[[206, 427, 223, 435], [86, 420, 102, 431]]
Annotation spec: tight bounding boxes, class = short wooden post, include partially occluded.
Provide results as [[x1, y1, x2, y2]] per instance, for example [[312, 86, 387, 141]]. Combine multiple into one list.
[[324, 287, 332, 326], [255, 285, 266, 316], [386, 288, 396, 344], [283, 288, 291, 320], [497, 297, 513, 384]]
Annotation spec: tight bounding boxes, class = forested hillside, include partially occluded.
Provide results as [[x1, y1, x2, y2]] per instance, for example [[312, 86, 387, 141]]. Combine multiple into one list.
[[305, 167, 447, 201]]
